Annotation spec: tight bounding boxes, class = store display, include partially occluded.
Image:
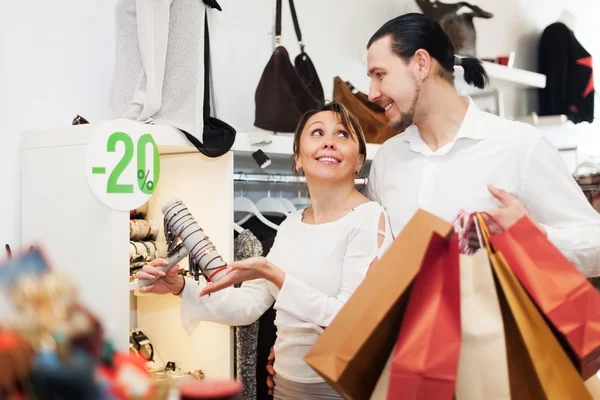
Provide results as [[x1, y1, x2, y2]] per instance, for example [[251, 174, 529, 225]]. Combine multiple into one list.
[[0, 248, 169, 399], [254, 0, 324, 133], [538, 22, 595, 123], [415, 0, 493, 57], [332, 77, 398, 144], [129, 203, 167, 280], [107, 0, 235, 158], [136, 199, 227, 287], [130, 219, 160, 241]]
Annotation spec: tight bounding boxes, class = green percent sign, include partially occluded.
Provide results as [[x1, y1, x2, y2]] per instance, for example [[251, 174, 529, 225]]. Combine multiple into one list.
[[87, 120, 162, 211], [92, 132, 160, 195]]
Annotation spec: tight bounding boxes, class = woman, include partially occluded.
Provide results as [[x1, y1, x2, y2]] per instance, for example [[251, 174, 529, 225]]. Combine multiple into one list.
[[136, 102, 394, 399]]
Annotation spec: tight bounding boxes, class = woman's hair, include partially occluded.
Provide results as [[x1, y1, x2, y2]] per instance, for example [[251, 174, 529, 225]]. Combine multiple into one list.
[[367, 13, 488, 89], [292, 101, 367, 174]]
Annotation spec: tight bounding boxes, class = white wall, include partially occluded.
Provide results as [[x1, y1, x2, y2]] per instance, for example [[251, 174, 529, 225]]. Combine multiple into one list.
[[398, 0, 600, 119], [1, 0, 599, 248]]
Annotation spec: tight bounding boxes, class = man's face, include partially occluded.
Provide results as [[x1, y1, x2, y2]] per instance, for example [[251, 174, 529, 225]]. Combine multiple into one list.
[[367, 36, 421, 132]]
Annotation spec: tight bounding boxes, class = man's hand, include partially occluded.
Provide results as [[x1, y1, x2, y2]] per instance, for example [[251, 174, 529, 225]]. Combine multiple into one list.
[[266, 346, 276, 395], [485, 184, 546, 236]]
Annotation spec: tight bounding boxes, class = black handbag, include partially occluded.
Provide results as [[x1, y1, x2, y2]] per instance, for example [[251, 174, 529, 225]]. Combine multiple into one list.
[[254, 0, 324, 133], [183, 1, 236, 158]]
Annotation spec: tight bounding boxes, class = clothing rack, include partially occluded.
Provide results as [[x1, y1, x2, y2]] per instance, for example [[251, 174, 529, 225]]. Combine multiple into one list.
[[233, 172, 368, 186]]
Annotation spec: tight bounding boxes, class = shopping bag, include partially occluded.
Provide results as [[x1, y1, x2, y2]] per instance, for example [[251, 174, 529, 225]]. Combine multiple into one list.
[[385, 233, 461, 399], [489, 214, 600, 379], [477, 214, 593, 399], [304, 209, 454, 400], [455, 248, 511, 400]]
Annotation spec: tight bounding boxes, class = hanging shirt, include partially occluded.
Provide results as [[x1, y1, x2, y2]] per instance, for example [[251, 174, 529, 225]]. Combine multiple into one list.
[[538, 22, 595, 123], [107, 0, 204, 137], [179, 202, 393, 384], [367, 96, 600, 277]]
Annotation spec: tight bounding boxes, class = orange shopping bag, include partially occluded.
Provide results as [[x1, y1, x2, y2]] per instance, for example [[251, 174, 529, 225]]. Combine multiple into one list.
[[489, 214, 600, 379], [477, 213, 593, 399], [386, 233, 461, 399]]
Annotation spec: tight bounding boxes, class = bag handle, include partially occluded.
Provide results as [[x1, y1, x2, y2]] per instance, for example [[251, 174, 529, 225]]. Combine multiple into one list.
[[275, 0, 305, 52]]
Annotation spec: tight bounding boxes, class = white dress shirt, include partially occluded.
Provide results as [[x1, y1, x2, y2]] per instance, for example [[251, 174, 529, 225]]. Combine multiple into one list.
[[179, 202, 393, 383], [367, 97, 600, 277]]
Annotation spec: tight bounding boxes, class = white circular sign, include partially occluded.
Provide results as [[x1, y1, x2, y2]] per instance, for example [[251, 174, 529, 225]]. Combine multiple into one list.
[[85, 119, 160, 211]]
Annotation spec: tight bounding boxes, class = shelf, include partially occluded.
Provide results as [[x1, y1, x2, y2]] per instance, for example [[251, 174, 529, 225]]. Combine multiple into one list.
[[21, 123, 383, 161], [479, 61, 546, 89], [21, 121, 199, 155]]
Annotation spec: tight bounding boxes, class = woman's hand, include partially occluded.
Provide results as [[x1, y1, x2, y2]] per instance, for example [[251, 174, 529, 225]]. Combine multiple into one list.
[[136, 258, 184, 295], [200, 257, 286, 297]]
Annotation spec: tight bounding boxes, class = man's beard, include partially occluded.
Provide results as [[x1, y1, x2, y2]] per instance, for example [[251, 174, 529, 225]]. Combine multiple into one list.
[[391, 85, 420, 132]]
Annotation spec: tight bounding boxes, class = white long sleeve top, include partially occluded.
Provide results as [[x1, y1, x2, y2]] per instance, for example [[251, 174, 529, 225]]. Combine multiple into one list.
[[368, 96, 600, 277], [179, 202, 393, 383]]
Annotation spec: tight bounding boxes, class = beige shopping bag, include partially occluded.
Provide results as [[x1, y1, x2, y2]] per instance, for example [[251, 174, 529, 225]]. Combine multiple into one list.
[[455, 249, 511, 400]]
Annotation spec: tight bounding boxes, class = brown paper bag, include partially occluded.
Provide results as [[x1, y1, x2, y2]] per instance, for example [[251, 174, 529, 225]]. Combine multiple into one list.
[[455, 250, 510, 400], [304, 209, 453, 400], [477, 214, 592, 400]]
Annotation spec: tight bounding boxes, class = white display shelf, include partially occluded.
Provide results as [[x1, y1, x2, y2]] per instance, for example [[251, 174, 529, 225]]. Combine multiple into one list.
[[480, 61, 546, 89], [20, 122, 383, 161], [20, 122, 235, 379]]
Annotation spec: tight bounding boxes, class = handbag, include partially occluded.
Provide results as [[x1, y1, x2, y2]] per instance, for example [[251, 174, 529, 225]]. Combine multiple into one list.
[[332, 77, 398, 144], [254, 0, 324, 133]]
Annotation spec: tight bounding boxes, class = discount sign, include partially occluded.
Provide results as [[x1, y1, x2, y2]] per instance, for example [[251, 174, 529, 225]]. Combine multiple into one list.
[[86, 119, 160, 211]]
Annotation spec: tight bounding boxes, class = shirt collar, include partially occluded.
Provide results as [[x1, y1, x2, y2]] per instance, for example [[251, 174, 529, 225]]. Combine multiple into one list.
[[400, 96, 488, 156]]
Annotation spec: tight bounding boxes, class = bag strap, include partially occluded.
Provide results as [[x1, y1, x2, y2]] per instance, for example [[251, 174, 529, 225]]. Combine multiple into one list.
[[275, 0, 305, 52]]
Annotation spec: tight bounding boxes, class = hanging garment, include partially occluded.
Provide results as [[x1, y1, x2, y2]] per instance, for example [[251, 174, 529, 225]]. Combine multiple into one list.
[[538, 22, 595, 123], [233, 229, 264, 400], [415, 1, 493, 57], [108, 0, 235, 157], [239, 215, 286, 400]]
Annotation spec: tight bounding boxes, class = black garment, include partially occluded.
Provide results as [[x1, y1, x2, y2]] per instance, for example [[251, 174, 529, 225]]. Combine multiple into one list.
[[232, 215, 285, 400], [538, 22, 595, 123]]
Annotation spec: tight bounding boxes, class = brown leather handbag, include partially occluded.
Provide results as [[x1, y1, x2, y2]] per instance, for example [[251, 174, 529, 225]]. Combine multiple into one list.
[[332, 76, 398, 144], [254, 0, 324, 133]]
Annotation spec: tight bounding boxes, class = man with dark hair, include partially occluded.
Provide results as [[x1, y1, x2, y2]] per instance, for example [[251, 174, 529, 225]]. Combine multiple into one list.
[[365, 13, 600, 275]]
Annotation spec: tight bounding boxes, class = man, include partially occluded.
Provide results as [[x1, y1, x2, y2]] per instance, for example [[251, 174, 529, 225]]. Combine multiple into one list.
[[365, 13, 600, 275], [266, 12, 600, 394]]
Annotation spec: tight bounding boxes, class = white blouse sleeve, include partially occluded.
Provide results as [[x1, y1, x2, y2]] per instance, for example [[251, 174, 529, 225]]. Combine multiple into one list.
[[179, 277, 275, 335], [273, 205, 392, 329]]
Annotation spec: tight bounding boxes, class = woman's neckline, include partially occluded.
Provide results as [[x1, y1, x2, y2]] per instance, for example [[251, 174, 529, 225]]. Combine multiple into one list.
[[299, 201, 376, 226]]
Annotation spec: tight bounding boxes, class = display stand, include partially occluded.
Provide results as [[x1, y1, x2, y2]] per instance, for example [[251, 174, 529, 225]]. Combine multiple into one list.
[[20, 122, 234, 379]]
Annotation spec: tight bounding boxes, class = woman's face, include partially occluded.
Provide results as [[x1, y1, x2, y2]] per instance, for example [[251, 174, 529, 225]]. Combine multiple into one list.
[[295, 111, 363, 184]]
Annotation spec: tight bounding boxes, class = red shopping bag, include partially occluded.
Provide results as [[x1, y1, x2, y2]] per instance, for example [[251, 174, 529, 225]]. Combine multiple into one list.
[[489, 214, 600, 380], [386, 233, 461, 400]]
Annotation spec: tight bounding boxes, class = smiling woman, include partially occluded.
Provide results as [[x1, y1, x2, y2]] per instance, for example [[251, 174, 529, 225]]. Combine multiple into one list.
[[136, 101, 395, 400]]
